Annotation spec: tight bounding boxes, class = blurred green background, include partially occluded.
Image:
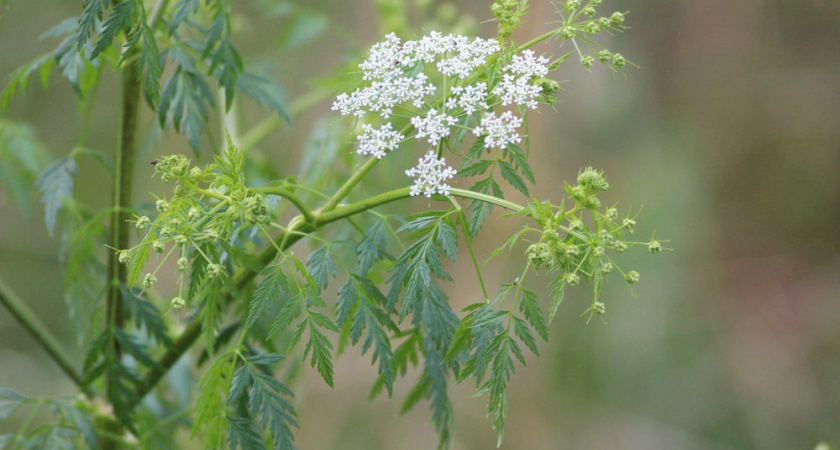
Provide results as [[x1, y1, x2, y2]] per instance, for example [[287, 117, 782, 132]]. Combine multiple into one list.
[[1, 0, 839, 449]]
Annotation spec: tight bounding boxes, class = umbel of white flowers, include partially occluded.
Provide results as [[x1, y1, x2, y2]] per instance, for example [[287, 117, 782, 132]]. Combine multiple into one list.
[[331, 31, 551, 197]]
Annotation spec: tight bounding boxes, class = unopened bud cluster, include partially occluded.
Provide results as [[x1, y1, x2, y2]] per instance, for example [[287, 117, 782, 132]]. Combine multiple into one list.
[[525, 169, 664, 319]]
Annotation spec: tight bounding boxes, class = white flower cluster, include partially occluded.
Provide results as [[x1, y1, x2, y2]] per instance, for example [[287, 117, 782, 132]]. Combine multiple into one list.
[[445, 82, 489, 115], [492, 50, 550, 110], [436, 35, 501, 79], [356, 32, 500, 83], [357, 123, 404, 159], [405, 150, 457, 197], [332, 32, 553, 199], [411, 108, 458, 146], [332, 74, 434, 119], [474, 111, 523, 149]]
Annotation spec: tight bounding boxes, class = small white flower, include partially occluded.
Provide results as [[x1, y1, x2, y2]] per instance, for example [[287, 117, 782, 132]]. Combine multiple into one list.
[[506, 50, 550, 78], [411, 109, 457, 147], [445, 82, 489, 115], [437, 36, 500, 79], [405, 150, 458, 197], [474, 111, 523, 149], [492, 50, 550, 110], [331, 74, 434, 119], [357, 122, 404, 159], [359, 32, 406, 81], [493, 74, 543, 109]]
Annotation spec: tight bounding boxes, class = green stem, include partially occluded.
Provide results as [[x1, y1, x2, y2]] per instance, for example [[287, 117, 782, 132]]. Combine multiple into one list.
[[255, 186, 316, 223], [105, 42, 141, 399], [450, 198, 489, 300], [318, 156, 380, 213], [0, 278, 92, 396]]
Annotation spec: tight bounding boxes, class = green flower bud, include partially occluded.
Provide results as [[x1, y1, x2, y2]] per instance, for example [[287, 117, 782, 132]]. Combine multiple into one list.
[[565, 272, 580, 286], [592, 0, 603, 5], [177, 257, 189, 273], [585, 23, 600, 35], [593, 245, 605, 257], [583, 6, 597, 17], [527, 243, 553, 268], [622, 218, 636, 232], [569, 220, 584, 231], [188, 207, 200, 222], [153, 241, 165, 253], [583, 195, 601, 210], [136, 216, 151, 229], [535, 78, 561, 104], [118, 251, 130, 265], [155, 199, 169, 213], [565, 245, 581, 257], [143, 273, 157, 289], [560, 26, 577, 40], [648, 240, 662, 253], [599, 230, 615, 246], [242, 195, 270, 225], [577, 167, 610, 193], [625, 270, 640, 284], [174, 235, 188, 246], [569, 185, 587, 202], [613, 241, 628, 253], [187, 167, 203, 183], [171, 297, 187, 310], [154, 155, 189, 183], [207, 263, 224, 278], [606, 207, 619, 220], [598, 50, 612, 62], [565, 0, 581, 11], [601, 261, 614, 273], [581, 55, 595, 68], [612, 53, 626, 68], [598, 17, 611, 28], [591, 301, 606, 315], [610, 12, 625, 26]]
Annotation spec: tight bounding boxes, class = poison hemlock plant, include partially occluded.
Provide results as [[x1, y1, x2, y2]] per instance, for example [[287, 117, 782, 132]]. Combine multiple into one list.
[[0, 0, 666, 448]]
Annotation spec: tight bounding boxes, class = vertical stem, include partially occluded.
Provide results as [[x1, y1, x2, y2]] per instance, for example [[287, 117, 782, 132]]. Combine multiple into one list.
[[105, 59, 141, 368]]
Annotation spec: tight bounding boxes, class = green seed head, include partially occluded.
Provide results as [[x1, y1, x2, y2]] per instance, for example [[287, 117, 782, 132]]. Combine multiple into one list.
[[155, 155, 190, 183], [527, 243, 553, 268], [143, 273, 157, 289], [625, 270, 640, 284], [171, 297, 187, 310], [649, 240, 662, 253]]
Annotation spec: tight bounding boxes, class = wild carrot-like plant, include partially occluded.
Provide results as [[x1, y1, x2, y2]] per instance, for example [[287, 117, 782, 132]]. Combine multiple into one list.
[[0, 0, 664, 448]]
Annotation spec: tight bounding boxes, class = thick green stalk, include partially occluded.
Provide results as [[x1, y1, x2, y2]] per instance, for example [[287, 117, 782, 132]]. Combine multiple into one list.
[[130, 187, 523, 407], [0, 277, 93, 397], [104, 54, 141, 392], [256, 186, 316, 223]]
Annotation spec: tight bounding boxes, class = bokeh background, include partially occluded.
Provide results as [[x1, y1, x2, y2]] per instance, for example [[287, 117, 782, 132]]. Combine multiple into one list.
[[1, 0, 839, 449]]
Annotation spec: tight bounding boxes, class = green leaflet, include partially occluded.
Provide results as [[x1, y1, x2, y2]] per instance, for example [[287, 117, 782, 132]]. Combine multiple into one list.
[[0, 121, 52, 217], [36, 156, 76, 236]]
